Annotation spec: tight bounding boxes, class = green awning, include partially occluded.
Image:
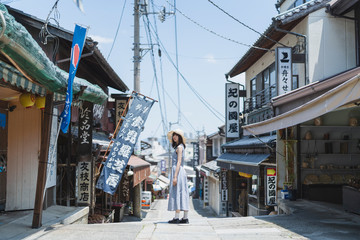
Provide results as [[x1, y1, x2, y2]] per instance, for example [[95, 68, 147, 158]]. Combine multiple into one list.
[[0, 4, 108, 104]]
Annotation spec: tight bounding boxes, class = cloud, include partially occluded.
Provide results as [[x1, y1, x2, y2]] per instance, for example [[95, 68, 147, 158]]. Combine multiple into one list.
[[205, 54, 216, 63], [89, 35, 113, 44]]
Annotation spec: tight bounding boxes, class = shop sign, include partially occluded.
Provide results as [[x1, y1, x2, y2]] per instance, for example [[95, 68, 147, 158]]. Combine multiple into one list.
[[276, 47, 292, 96], [115, 98, 128, 131], [204, 178, 209, 203], [78, 101, 93, 155], [96, 94, 155, 195], [225, 83, 239, 138], [265, 167, 277, 206], [78, 161, 92, 205], [220, 169, 228, 202], [192, 142, 199, 168], [46, 108, 58, 188], [161, 160, 166, 173]]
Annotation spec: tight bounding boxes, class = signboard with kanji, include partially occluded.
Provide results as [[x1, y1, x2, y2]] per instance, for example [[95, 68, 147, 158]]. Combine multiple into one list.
[[265, 167, 277, 206], [78, 101, 93, 156], [276, 47, 292, 96], [192, 142, 199, 168], [221, 169, 228, 202], [225, 83, 239, 138], [78, 161, 92, 205]]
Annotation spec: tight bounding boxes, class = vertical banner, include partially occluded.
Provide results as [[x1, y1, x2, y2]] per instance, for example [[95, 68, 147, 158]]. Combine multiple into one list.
[[276, 47, 292, 96], [160, 160, 166, 173], [220, 169, 228, 202], [96, 94, 155, 195], [78, 101, 93, 155], [45, 108, 58, 189], [265, 167, 277, 206], [203, 178, 209, 204], [192, 142, 199, 169], [60, 24, 88, 133], [225, 83, 239, 138], [78, 162, 92, 205]]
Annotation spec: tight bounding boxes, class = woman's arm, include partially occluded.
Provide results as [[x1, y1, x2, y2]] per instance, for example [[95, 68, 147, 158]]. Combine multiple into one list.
[[172, 145, 183, 186]]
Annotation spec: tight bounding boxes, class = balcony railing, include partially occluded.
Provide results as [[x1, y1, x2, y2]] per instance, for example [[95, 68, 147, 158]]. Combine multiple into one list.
[[244, 84, 277, 113]]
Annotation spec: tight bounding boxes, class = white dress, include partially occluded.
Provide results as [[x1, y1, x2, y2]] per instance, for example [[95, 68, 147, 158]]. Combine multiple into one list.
[[167, 144, 189, 211]]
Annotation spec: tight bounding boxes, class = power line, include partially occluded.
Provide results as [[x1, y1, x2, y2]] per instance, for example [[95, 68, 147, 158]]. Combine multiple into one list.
[[164, 0, 273, 52], [207, 0, 287, 48], [147, 21, 225, 122], [107, 0, 127, 60], [173, 0, 181, 124]]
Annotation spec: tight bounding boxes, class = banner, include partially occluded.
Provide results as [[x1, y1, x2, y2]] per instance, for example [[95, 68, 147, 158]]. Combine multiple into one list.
[[276, 47, 292, 96], [96, 94, 155, 195], [60, 24, 88, 133]]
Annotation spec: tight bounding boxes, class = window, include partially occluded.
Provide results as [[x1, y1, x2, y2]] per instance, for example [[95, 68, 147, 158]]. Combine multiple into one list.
[[292, 75, 299, 90], [288, 0, 309, 10], [269, 64, 276, 98], [250, 78, 256, 108]]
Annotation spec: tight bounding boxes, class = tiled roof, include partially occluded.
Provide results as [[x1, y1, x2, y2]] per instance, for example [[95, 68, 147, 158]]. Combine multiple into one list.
[[201, 160, 220, 172], [274, 0, 331, 24]]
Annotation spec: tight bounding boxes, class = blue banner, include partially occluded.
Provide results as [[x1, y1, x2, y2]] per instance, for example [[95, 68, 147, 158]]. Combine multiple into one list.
[[60, 24, 88, 133], [96, 94, 155, 195]]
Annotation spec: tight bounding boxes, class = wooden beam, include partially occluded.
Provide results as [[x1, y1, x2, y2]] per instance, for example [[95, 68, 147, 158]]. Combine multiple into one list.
[[32, 93, 54, 228]]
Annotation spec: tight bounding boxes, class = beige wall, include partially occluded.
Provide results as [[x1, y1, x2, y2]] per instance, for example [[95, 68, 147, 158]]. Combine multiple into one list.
[[308, 9, 356, 83], [6, 101, 41, 211], [208, 176, 220, 215]]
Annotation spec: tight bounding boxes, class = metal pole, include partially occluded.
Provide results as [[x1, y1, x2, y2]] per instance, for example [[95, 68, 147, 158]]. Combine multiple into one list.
[[134, 0, 141, 92]]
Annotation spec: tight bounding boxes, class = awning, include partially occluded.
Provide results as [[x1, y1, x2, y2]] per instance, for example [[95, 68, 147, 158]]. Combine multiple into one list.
[[1, 60, 46, 96], [217, 153, 270, 175], [0, 5, 107, 104], [158, 175, 170, 186], [128, 155, 150, 187], [243, 74, 360, 135]]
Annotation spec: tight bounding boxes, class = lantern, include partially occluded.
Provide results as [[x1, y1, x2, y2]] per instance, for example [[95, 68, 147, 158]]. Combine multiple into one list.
[[19, 93, 35, 108], [35, 96, 46, 109]]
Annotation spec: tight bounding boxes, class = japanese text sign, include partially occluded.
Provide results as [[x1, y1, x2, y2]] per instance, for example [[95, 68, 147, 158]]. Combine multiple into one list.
[[78, 101, 93, 155], [265, 167, 277, 206], [221, 169, 228, 202], [276, 47, 292, 96], [225, 83, 239, 138], [78, 161, 92, 205], [96, 94, 154, 195], [192, 142, 199, 168]]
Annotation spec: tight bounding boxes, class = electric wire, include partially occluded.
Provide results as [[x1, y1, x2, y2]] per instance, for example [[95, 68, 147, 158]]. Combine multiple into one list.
[[107, 0, 127, 60], [143, 9, 169, 139], [150, 0, 168, 132], [174, 0, 181, 124], [164, 0, 272, 52], [147, 21, 224, 122], [207, 0, 287, 48]]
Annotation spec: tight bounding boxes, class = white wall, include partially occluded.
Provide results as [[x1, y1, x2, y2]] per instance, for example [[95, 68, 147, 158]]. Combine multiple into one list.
[[6, 102, 41, 210], [308, 9, 356, 83], [208, 176, 220, 215]]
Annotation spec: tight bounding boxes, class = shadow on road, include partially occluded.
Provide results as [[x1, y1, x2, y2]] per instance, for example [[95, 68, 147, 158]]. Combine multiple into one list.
[[191, 198, 220, 218]]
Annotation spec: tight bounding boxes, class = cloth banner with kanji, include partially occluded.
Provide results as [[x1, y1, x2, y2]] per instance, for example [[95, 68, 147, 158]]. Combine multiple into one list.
[[96, 94, 154, 195]]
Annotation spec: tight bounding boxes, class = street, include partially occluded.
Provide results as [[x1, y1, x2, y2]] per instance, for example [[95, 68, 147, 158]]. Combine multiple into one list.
[[24, 198, 360, 240]]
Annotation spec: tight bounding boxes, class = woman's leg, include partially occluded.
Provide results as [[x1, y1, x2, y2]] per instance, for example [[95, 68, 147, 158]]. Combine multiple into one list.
[[175, 210, 180, 219], [183, 210, 188, 219]]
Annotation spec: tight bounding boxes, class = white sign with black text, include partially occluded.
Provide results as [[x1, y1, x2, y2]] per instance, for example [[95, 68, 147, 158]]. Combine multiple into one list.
[[276, 47, 292, 96], [225, 83, 239, 138]]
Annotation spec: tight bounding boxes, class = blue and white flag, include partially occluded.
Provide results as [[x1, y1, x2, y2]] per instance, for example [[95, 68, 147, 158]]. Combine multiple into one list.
[[73, 0, 84, 12], [60, 24, 88, 133], [96, 94, 155, 195]]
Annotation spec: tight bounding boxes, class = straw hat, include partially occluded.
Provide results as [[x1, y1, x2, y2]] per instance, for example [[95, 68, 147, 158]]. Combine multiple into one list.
[[167, 129, 186, 144]]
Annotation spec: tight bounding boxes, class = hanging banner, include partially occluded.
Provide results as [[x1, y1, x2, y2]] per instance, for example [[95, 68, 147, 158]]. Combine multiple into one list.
[[60, 24, 88, 133], [276, 47, 292, 96], [225, 83, 239, 138], [265, 167, 277, 206], [96, 94, 155, 195]]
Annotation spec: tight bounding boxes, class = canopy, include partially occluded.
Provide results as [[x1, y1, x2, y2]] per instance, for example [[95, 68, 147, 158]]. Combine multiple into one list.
[[217, 153, 270, 175], [243, 74, 360, 135], [0, 4, 107, 104]]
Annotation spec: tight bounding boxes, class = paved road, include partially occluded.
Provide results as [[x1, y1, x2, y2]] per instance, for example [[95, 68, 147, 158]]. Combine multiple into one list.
[[26, 198, 360, 240]]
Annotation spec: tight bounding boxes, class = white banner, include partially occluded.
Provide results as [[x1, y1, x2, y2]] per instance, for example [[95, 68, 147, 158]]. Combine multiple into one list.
[[225, 83, 239, 138], [277, 47, 292, 96]]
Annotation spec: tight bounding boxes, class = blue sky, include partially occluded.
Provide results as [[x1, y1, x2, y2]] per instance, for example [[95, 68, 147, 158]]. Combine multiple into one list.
[[6, 0, 278, 141]]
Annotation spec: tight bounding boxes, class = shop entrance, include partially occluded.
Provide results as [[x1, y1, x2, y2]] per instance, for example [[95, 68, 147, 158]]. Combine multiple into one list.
[[0, 100, 8, 211]]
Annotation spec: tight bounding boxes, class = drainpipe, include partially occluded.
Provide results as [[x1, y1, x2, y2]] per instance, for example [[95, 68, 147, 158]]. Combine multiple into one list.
[[274, 23, 308, 85]]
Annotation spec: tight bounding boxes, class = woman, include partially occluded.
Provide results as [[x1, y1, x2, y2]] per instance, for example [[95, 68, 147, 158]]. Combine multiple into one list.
[[167, 129, 189, 224]]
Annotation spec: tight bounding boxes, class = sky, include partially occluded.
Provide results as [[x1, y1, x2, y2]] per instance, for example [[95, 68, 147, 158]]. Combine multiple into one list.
[[5, 0, 278, 142]]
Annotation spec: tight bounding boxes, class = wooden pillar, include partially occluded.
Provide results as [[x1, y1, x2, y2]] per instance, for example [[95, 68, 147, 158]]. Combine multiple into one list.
[[32, 93, 54, 228]]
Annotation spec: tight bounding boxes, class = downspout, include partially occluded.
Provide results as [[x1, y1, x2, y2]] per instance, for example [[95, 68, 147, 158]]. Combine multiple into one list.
[[274, 22, 308, 85]]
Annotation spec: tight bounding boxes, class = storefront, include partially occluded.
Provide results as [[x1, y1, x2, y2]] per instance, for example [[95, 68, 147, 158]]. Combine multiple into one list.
[[200, 160, 221, 215], [217, 135, 276, 216]]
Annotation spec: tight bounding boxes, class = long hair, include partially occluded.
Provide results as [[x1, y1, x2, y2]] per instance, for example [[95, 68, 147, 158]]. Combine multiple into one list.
[[172, 133, 186, 149]]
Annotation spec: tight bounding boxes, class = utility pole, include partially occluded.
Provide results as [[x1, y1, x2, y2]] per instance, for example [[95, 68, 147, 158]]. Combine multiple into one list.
[[133, 0, 141, 93]]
